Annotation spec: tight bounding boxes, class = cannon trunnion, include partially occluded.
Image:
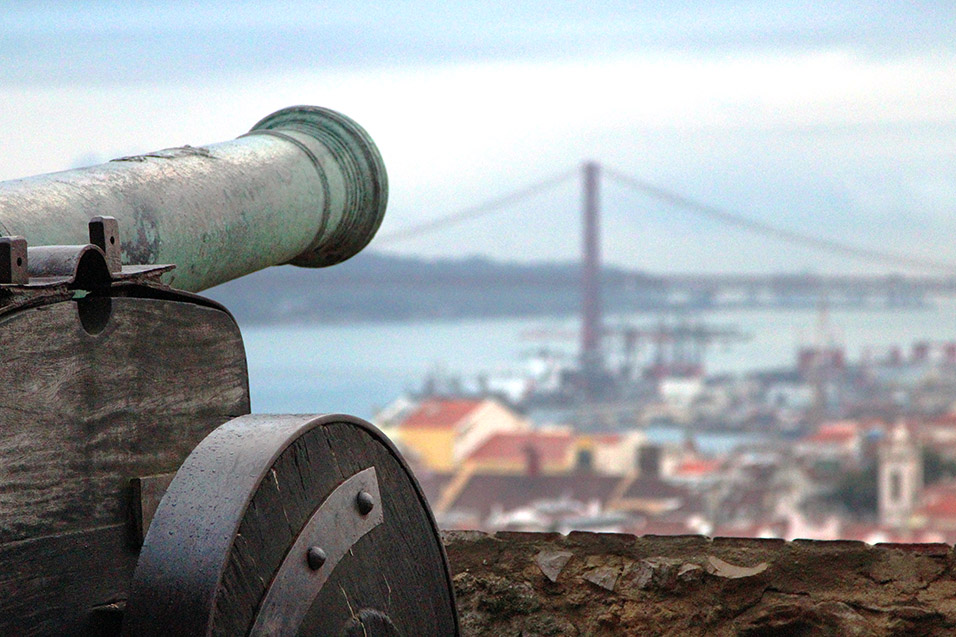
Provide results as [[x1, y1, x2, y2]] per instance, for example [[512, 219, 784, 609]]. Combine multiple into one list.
[[0, 110, 459, 635]]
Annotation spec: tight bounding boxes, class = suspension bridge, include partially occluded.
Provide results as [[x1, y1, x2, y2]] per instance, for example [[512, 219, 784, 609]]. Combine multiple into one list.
[[373, 162, 956, 397], [376, 161, 956, 313]]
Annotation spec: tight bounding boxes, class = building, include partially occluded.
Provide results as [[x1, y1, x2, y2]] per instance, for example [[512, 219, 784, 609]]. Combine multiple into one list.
[[392, 397, 530, 471], [878, 421, 922, 528], [794, 420, 864, 468], [463, 430, 575, 474]]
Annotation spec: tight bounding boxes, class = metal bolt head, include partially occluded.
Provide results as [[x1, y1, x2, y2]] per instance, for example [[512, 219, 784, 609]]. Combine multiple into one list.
[[307, 546, 327, 571], [356, 490, 375, 515]]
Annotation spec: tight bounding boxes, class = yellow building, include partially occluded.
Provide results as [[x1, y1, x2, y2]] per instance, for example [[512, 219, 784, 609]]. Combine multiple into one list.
[[394, 398, 530, 472]]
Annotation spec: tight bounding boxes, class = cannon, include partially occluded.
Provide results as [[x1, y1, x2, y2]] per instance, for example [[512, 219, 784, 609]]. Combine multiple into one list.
[[0, 107, 459, 636]]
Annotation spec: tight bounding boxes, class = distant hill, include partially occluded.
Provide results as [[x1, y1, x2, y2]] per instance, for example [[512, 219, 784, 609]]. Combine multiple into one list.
[[203, 252, 665, 325]]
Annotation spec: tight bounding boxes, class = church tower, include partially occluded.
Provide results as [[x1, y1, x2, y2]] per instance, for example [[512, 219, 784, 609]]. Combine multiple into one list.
[[878, 421, 922, 528]]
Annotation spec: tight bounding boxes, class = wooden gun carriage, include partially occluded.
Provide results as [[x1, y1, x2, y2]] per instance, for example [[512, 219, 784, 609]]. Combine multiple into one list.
[[0, 107, 459, 636]]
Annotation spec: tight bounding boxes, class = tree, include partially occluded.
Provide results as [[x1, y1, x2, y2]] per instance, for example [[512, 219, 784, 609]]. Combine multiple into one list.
[[829, 462, 878, 517], [923, 448, 956, 485], [828, 448, 956, 519]]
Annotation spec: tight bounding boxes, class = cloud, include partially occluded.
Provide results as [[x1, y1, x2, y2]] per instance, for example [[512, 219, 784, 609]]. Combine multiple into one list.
[[0, 1, 951, 86], [0, 10, 953, 273]]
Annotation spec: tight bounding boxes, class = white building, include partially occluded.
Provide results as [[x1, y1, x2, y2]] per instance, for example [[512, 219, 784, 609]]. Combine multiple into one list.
[[878, 421, 922, 528]]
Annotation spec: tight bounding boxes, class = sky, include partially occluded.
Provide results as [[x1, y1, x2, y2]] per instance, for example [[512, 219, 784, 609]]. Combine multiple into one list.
[[0, 1, 954, 274]]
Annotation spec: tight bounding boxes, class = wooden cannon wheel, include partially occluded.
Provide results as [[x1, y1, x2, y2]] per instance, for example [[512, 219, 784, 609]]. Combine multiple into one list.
[[122, 414, 459, 636]]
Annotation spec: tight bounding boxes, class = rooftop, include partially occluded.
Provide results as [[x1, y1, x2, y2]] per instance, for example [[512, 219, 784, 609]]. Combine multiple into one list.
[[399, 398, 485, 429], [466, 431, 573, 466]]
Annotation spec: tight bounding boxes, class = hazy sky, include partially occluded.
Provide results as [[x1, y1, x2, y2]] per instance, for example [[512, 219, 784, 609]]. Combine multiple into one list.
[[1, 1, 954, 274]]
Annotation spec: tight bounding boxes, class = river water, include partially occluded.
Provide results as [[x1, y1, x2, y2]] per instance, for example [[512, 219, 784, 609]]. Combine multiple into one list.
[[242, 299, 956, 427]]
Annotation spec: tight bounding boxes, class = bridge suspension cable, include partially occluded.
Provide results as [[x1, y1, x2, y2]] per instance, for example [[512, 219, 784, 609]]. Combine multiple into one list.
[[375, 161, 956, 275], [375, 169, 577, 245], [604, 166, 956, 275]]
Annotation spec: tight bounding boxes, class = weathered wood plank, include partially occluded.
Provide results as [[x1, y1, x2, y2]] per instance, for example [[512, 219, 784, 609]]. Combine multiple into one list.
[[0, 524, 136, 637], [0, 293, 250, 635], [0, 296, 249, 543], [130, 473, 176, 546]]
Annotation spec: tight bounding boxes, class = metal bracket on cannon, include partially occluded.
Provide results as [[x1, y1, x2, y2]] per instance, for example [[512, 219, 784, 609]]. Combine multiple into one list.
[[0, 216, 173, 290]]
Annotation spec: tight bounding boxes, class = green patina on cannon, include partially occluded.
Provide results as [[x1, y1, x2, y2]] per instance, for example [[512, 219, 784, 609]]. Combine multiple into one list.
[[0, 107, 459, 636]]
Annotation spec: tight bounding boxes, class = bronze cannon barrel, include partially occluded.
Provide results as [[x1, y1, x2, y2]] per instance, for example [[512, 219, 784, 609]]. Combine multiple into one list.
[[0, 106, 387, 292]]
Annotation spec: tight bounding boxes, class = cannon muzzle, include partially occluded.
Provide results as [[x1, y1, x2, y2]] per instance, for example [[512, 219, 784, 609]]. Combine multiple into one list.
[[0, 106, 387, 292]]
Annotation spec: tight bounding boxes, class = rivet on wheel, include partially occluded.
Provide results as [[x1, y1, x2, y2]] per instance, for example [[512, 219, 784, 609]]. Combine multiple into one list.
[[307, 546, 327, 570], [356, 490, 375, 515]]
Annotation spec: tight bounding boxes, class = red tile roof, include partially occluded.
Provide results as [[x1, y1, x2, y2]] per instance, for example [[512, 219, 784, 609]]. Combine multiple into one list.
[[591, 434, 622, 445], [399, 398, 484, 429], [802, 421, 859, 445], [673, 459, 722, 477], [930, 413, 956, 428], [621, 477, 687, 500], [467, 431, 573, 465], [923, 483, 956, 498], [919, 494, 956, 518], [448, 474, 621, 519]]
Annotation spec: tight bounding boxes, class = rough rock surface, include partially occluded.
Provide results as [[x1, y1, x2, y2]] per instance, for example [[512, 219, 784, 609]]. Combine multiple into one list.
[[443, 531, 956, 636]]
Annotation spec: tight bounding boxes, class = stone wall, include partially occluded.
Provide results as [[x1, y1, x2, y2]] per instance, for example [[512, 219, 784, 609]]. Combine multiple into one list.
[[443, 531, 956, 636]]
